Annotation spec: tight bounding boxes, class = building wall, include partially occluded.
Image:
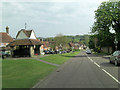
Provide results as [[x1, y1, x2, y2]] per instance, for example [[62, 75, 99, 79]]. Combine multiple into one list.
[[16, 31, 28, 39], [101, 47, 113, 53], [40, 45, 44, 54], [29, 31, 36, 39], [30, 46, 34, 57]]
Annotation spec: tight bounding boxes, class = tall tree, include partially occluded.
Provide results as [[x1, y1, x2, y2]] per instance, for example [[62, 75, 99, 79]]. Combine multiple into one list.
[[91, 1, 120, 50], [54, 34, 69, 50]]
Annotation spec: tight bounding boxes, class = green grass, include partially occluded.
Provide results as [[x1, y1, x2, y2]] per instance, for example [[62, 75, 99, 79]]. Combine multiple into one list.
[[2, 51, 80, 88], [40, 51, 80, 65], [2, 59, 56, 88]]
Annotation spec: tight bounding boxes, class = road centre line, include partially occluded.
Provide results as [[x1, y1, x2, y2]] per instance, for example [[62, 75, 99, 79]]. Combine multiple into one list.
[[94, 62, 100, 67], [87, 56, 93, 62], [102, 69, 120, 84], [86, 55, 100, 67], [86, 54, 120, 85]]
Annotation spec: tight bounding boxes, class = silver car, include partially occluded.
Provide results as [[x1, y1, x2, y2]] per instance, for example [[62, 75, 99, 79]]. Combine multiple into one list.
[[86, 49, 92, 54], [109, 51, 120, 66]]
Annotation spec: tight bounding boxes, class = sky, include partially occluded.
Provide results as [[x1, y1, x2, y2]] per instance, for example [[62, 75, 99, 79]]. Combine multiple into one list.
[[1, 0, 109, 38]]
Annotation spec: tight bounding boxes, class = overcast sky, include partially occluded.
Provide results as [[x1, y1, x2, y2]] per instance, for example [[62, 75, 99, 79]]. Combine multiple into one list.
[[2, 0, 109, 38]]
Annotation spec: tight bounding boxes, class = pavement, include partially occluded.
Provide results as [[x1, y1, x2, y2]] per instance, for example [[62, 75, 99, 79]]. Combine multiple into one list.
[[34, 58, 60, 67], [33, 51, 120, 88]]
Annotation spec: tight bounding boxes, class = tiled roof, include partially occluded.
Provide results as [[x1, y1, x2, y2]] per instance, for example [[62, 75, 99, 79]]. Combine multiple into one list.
[[42, 41, 50, 48], [0, 32, 13, 43], [16, 29, 32, 38], [8, 39, 42, 46], [24, 30, 32, 37]]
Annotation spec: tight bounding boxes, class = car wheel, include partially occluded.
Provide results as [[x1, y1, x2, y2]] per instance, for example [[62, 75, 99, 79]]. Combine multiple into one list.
[[115, 60, 118, 66]]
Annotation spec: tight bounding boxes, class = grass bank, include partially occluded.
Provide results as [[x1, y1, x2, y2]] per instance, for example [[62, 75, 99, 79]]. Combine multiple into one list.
[[40, 51, 80, 65], [2, 59, 56, 88]]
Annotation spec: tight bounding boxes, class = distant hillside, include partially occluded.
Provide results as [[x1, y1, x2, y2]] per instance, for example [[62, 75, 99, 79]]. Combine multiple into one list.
[[37, 34, 90, 46], [66, 35, 90, 46]]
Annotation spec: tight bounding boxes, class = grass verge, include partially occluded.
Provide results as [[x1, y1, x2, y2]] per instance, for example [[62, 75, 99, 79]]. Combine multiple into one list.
[[2, 51, 80, 88], [2, 59, 56, 88], [40, 51, 80, 65]]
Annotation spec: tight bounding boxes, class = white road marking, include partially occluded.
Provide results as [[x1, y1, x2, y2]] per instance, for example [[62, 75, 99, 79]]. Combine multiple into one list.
[[86, 55, 93, 62], [86, 55, 100, 67], [102, 69, 120, 84], [86, 54, 120, 84], [94, 62, 100, 68]]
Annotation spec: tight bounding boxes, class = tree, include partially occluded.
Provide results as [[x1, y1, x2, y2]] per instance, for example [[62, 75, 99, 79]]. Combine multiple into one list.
[[54, 34, 69, 50], [91, 1, 120, 50]]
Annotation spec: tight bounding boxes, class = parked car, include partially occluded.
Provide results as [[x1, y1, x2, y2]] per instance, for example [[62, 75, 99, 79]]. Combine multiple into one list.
[[44, 50, 50, 54], [0, 51, 10, 59], [54, 50, 59, 54], [59, 51, 62, 54], [66, 50, 71, 53], [109, 51, 120, 66], [0, 51, 10, 57], [49, 50, 55, 54], [86, 49, 92, 54], [62, 50, 67, 53]]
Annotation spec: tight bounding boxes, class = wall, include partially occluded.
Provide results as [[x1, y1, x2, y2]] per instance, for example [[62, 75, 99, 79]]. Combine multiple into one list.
[[40, 45, 44, 54], [29, 31, 36, 39], [30, 46, 34, 57], [101, 47, 113, 53]]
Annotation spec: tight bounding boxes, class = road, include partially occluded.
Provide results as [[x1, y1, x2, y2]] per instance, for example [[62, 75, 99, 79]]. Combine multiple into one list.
[[34, 51, 120, 88]]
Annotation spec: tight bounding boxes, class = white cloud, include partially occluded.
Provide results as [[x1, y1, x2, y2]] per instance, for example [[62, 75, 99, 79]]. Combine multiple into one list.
[[2, 0, 109, 2], [2, 0, 110, 37], [9, 2, 25, 11]]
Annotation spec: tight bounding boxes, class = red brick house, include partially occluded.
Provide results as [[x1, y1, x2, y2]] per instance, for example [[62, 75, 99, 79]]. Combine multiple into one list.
[[69, 42, 81, 50], [0, 26, 13, 54], [42, 41, 50, 50]]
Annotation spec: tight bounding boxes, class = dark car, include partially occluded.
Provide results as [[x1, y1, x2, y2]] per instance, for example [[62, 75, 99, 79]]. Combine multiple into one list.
[[66, 50, 71, 53], [109, 51, 120, 66], [44, 50, 50, 54], [54, 50, 59, 54], [49, 50, 55, 54]]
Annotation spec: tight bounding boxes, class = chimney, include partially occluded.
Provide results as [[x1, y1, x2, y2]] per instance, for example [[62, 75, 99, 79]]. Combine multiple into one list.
[[6, 26, 9, 34]]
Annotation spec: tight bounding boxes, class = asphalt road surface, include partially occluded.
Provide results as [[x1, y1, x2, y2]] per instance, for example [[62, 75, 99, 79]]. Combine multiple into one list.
[[34, 51, 120, 88]]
